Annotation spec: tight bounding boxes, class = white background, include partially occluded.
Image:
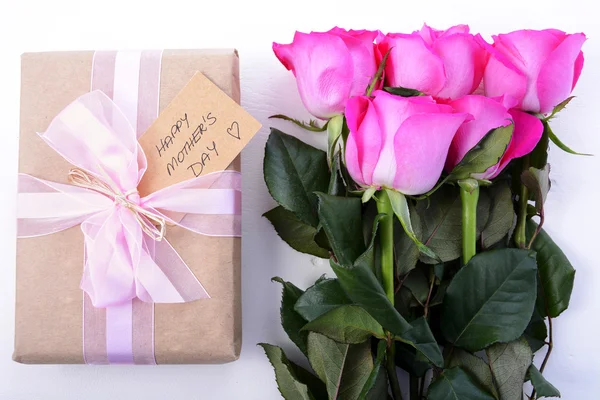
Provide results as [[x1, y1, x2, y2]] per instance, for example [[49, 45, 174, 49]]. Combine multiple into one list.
[[0, 0, 598, 398]]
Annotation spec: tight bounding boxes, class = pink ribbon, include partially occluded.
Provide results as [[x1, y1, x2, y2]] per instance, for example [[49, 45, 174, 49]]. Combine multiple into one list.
[[17, 88, 241, 362]]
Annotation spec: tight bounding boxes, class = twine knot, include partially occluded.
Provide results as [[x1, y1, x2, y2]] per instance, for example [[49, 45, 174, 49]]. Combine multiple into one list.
[[68, 168, 166, 241]]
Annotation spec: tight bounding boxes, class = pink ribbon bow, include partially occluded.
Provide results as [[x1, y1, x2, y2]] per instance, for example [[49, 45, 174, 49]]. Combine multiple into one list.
[[17, 90, 241, 308]]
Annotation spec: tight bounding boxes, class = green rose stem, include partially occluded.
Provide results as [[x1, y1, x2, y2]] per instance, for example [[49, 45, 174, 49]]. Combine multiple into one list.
[[458, 179, 479, 264], [376, 190, 395, 302], [514, 155, 531, 249], [376, 191, 403, 400], [514, 185, 529, 249]]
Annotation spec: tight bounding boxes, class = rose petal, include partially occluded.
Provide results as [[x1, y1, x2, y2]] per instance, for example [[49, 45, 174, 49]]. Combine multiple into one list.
[[379, 34, 446, 95], [273, 32, 354, 118], [335, 31, 378, 97], [537, 33, 586, 113], [433, 33, 487, 99], [573, 51, 585, 90], [497, 30, 562, 111], [345, 96, 382, 186], [446, 95, 512, 171], [392, 113, 468, 195], [483, 38, 528, 109], [370, 91, 443, 138], [487, 109, 544, 179], [272, 42, 295, 72]]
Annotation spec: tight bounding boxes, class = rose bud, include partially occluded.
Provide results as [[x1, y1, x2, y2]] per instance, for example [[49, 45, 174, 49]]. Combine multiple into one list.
[[344, 90, 468, 195], [273, 28, 379, 119], [377, 24, 487, 100], [483, 29, 586, 114]]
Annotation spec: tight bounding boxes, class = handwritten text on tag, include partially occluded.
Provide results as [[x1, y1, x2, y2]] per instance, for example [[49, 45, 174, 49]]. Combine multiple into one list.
[[138, 72, 261, 196]]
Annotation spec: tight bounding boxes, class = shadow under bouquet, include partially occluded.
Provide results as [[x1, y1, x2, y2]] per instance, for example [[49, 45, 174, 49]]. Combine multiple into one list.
[[261, 25, 585, 400]]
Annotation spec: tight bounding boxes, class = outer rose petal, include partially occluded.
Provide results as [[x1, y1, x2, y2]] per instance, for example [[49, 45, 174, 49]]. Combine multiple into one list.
[[573, 51, 585, 90], [368, 93, 455, 187], [433, 33, 487, 99], [483, 40, 528, 108], [345, 96, 382, 186], [335, 32, 378, 97], [370, 91, 444, 140], [379, 34, 446, 94], [486, 109, 544, 179], [495, 30, 561, 112], [445, 95, 512, 171], [418, 24, 470, 44], [537, 33, 586, 113], [391, 113, 468, 195], [273, 32, 354, 119], [344, 130, 365, 186], [272, 42, 295, 72], [328, 27, 380, 43]]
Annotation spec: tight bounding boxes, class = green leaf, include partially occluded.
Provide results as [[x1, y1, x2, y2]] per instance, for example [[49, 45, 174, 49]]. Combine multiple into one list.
[[264, 207, 330, 258], [394, 286, 416, 319], [521, 165, 551, 215], [328, 153, 345, 197], [307, 333, 373, 400], [316, 193, 365, 266], [394, 202, 422, 277], [527, 365, 561, 398], [290, 362, 329, 400], [331, 259, 444, 366], [355, 214, 385, 275], [386, 189, 438, 260], [427, 367, 496, 400], [270, 114, 327, 132], [264, 128, 330, 227], [395, 342, 431, 377], [295, 278, 352, 322], [441, 249, 538, 352], [447, 349, 498, 399], [359, 340, 387, 400], [524, 308, 547, 353], [486, 338, 533, 400], [273, 277, 309, 356], [403, 268, 430, 306], [259, 343, 314, 400], [527, 221, 576, 318], [301, 305, 385, 344], [394, 316, 444, 368], [416, 185, 489, 263], [481, 182, 515, 249], [429, 280, 449, 307], [362, 187, 377, 203], [546, 96, 575, 120], [383, 86, 423, 97], [330, 259, 412, 336], [530, 122, 550, 169], [547, 123, 592, 156], [447, 124, 514, 181]]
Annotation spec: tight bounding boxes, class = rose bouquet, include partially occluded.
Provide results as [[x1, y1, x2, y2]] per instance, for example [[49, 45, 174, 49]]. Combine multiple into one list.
[[260, 25, 585, 400]]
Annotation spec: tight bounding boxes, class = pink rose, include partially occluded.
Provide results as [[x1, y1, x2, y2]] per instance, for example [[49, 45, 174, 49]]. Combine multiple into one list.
[[273, 28, 379, 119], [377, 24, 487, 100], [483, 29, 586, 114], [344, 91, 468, 195], [445, 95, 544, 179]]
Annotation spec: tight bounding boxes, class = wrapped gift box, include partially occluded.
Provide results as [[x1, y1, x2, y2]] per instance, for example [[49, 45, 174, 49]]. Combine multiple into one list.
[[14, 50, 242, 364]]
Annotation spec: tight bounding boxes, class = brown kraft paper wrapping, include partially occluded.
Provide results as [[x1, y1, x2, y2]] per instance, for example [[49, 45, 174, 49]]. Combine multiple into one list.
[[14, 50, 242, 364]]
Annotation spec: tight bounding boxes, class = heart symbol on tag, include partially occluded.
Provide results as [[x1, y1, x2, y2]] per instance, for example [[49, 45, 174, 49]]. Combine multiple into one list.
[[227, 121, 240, 140]]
